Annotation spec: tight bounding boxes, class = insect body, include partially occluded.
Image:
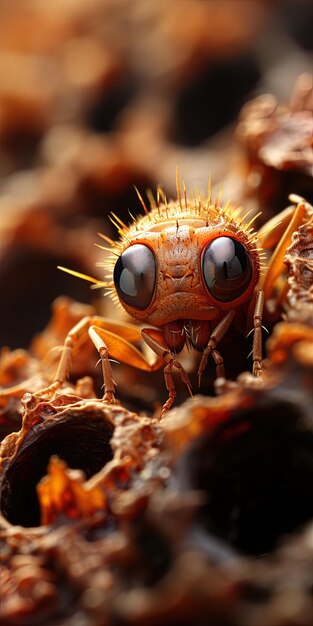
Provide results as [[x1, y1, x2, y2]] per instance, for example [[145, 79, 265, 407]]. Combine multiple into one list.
[[110, 189, 263, 397], [40, 180, 306, 414]]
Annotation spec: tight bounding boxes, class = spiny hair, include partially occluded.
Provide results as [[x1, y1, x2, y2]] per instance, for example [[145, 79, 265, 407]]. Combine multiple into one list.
[[58, 174, 272, 298]]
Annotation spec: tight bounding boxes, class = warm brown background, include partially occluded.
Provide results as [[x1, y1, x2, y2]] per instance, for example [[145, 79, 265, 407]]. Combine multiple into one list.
[[0, 0, 312, 349]]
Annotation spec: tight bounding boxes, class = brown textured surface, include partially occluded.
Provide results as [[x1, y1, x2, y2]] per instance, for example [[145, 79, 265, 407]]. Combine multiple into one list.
[[285, 200, 313, 324], [1, 335, 313, 625], [1, 2, 313, 624], [237, 74, 313, 218], [1, 198, 313, 623]]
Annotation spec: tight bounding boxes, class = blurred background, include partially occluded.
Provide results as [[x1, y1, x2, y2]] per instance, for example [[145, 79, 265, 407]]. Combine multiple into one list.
[[0, 0, 312, 350]]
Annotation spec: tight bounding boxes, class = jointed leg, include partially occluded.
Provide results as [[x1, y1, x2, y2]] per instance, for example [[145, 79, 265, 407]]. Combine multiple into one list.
[[251, 290, 264, 377], [211, 349, 225, 379], [197, 310, 235, 386], [261, 201, 306, 311], [89, 326, 116, 403], [34, 316, 163, 403], [163, 361, 176, 414], [38, 320, 118, 404], [34, 315, 93, 399], [141, 328, 192, 414]]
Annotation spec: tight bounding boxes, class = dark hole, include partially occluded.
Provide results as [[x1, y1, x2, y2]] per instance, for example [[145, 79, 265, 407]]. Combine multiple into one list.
[[171, 54, 260, 146], [278, 0, 313, 51], [77, 175, 156, 223], [86, 75, 137, 132], [130, 519, 172, 587], [180, 400, 313, 556], [241, 582, 273, 604], [0, 414, 114, 527], [1, 131, 42, 172], [0, 247, 93, 349], [271, 170, 313, 215]]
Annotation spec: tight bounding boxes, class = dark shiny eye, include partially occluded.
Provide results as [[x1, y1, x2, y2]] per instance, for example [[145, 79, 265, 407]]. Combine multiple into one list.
[[201, 236, 253, 302], [114, 244, 156, 310]]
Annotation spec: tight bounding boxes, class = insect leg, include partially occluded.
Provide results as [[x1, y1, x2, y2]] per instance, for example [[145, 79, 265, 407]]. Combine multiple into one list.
[[88, 326, 116, 404], [163, 361, 176, 414], [257, 205, 298, 249], [34, 315, 94, 399], [83, 323, 165, 400], [261, 201, 306, 314], [141, 328, 192, 414], [197, 310, 235, 386], [91, 326, 163, 372], [251, 289, 264, 377], [211, 350, 225, 379], [8, 318, 162, 402]]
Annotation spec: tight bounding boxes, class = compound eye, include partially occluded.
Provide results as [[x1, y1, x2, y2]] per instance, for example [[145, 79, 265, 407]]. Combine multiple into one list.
[[202, 236, 253, 303], [114, 244, 156, 310]]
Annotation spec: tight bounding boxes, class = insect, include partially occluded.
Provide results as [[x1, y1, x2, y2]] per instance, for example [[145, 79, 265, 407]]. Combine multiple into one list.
[[24, 176, 308, 414]]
